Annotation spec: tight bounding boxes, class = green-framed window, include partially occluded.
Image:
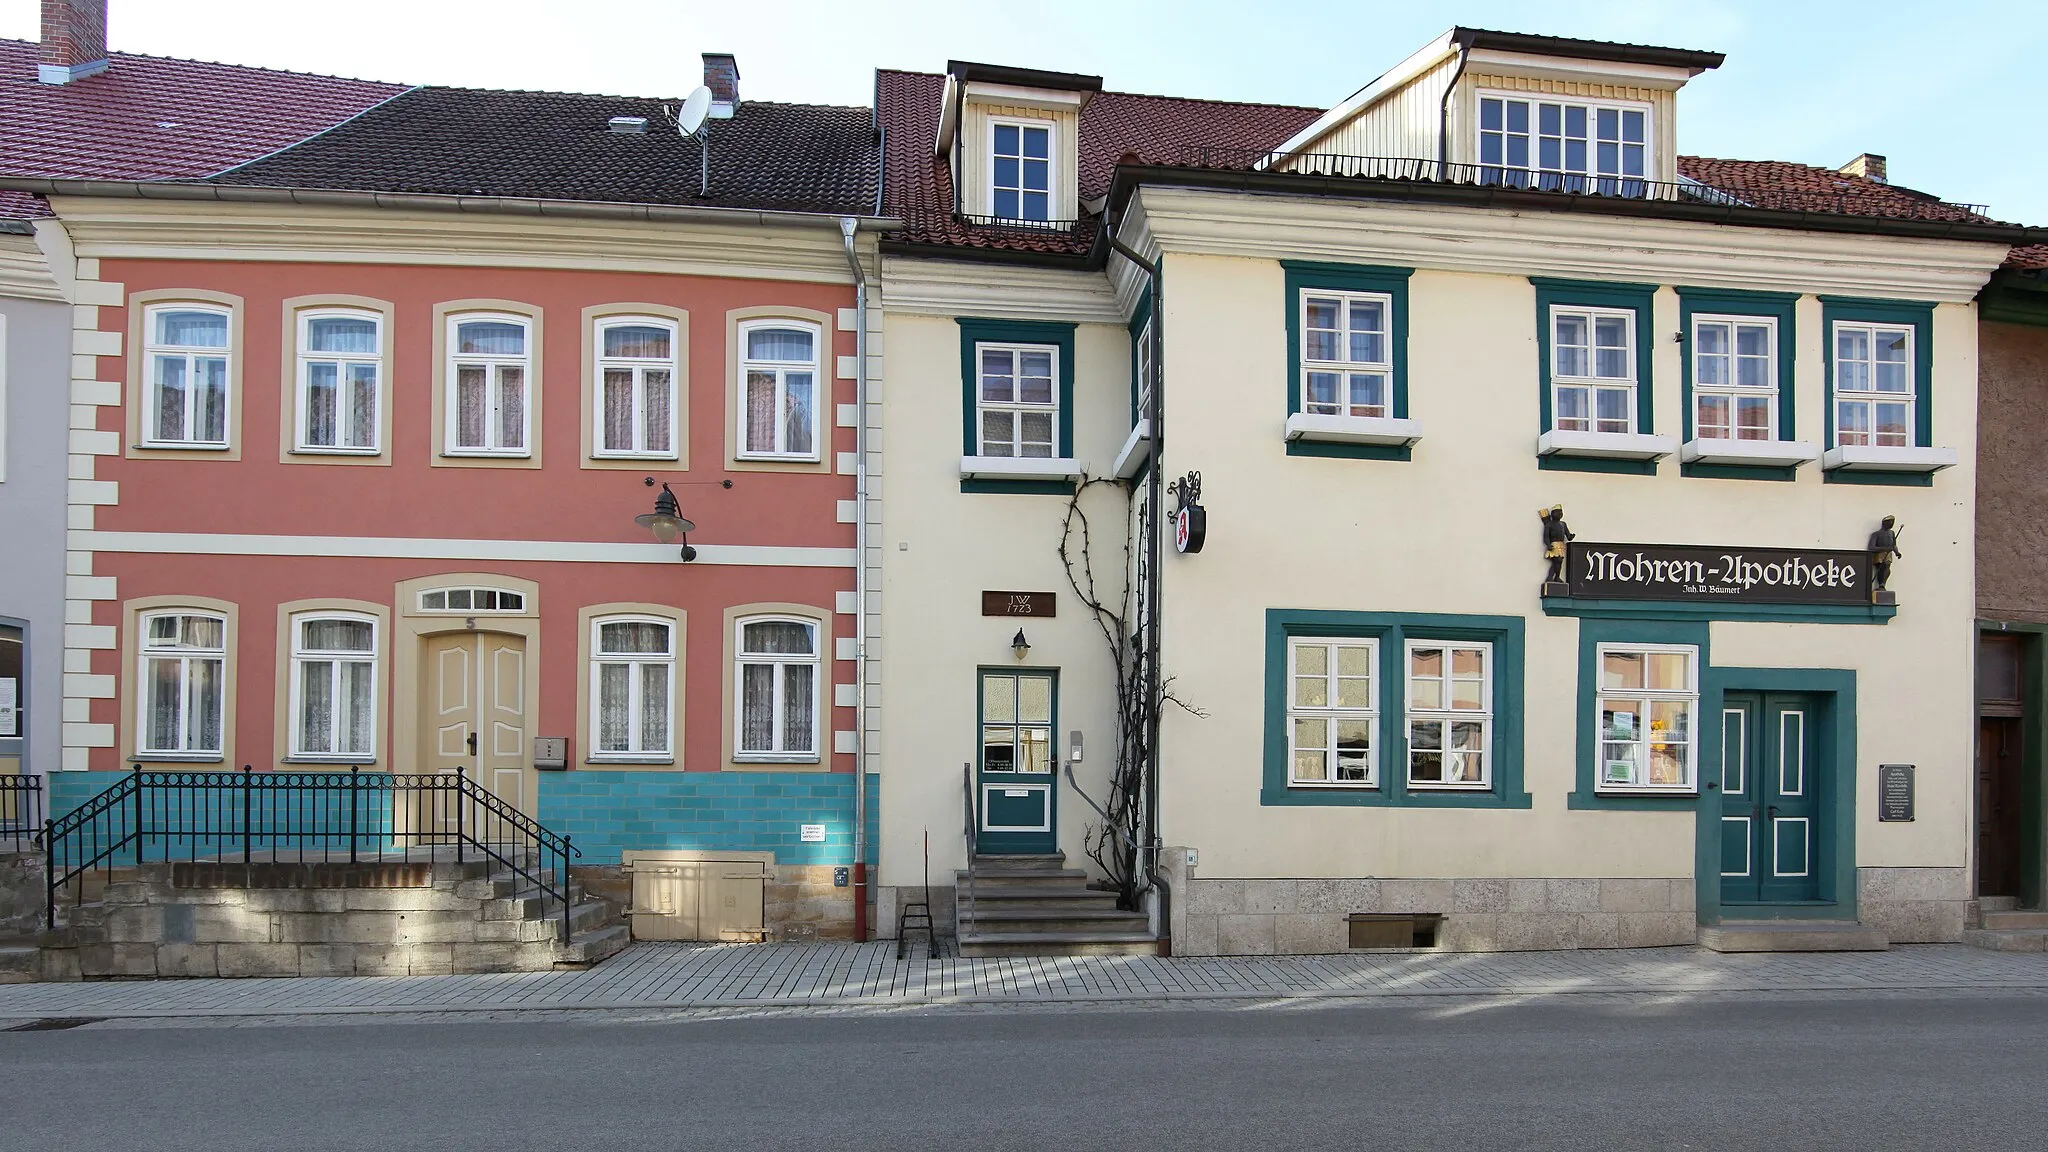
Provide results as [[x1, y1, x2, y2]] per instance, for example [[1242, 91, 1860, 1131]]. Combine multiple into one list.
[[1820, 296, 1934, 488], [1677, 287, 1798, 481], [1263, 610, 1530, 808], [1281, 261, 1413, 461], [956, 317, 1076, 494], [1569, 618, 1710, 810], [1533, 277, 1657, 475]]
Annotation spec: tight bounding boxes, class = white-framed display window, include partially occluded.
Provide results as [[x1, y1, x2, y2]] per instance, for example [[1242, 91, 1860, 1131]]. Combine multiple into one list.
[[989, 117, 1054, 222], [1595, 643, 1699, 793], [1406, 640, 1491, 788], [289, 613, 377, 760], [594, 317, 679, 458], [590, 616, 675, 759], [142, 304, 232, 448], [446, 313, 532, 456], [294, 309, 381, 453], [1692, 314, 1778, 441], [1299, 289, 1393, 419], [976, 342, 1058, 458], [736, 319, 821, 460], [416, 587, 526, 614], [1551, 305, 1635, 434], [1832, 321, 1915, 448], [734, 616, 819, 761], [1478, 92, 1651, 189], [138, 611, 227, 757], [1286, 637, 1377, 788]]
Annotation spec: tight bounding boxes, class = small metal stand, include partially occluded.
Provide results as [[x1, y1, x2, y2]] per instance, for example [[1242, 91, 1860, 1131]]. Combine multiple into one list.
[[895, 829, 943, 960]]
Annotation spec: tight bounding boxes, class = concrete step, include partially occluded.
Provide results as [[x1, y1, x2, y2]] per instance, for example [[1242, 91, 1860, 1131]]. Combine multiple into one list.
[[971, 853, 1067, 871], [1698, 920, 1889, 952], [961, 909, 1151, 934], [1963, 928, 2048, 953], [957, 931, 1160, 958], [956, 868, 1091, 888], [960, 887, 1122, 909], [555, 923, 631, 967], [1980, 910, 2048, 931], [1979, 896, 2021, 914]]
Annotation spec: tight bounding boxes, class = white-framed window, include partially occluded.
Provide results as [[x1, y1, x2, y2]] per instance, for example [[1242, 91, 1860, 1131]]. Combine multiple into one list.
[[1595, 643, 1698, 792], [734, 616, 818, 760], [990, 118, 1053, 222], [295, 309, 381, 453], [289, 614, 376, 760], [976, 342, 1058, 458], [1287, 637, 1377, 787], [1134, 316, 1154, 419], [595, 317, 678, 458], [1552, 306, 1635, 434], [591, 617, 674, 759], [446, 314, 531, 456], [138, 611, 226, 757], [1478, 93, 1650, 191], [142, 304, 231, 447], [1300, 289, 1392, 418], [1693, 315, 1777, 441], [1833, 322, 1914, 448], [1406, 641, 1491, 788], [416, 587, 526, 613], [737, 320, 819, 460]]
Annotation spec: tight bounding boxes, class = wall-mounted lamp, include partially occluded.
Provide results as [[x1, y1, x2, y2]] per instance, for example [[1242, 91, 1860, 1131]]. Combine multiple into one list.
[[1011, 629, 1031, 660], [635, 480, 698, 561]]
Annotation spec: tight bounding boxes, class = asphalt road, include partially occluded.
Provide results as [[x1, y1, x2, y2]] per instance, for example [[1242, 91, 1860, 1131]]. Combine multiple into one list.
[[2, 993, 2045, 1151]]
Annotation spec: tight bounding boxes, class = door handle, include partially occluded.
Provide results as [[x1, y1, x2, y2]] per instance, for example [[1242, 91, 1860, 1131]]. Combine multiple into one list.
[[1767, 804, 1779, 821], [466, 732, 479, 756]]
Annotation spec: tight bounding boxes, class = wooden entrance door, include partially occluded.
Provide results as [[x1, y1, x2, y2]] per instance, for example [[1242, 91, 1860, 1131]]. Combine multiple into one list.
[[420, 632, 532, 828], [1719, 692, 1825, 906], [1978, 717, 2023, 899]]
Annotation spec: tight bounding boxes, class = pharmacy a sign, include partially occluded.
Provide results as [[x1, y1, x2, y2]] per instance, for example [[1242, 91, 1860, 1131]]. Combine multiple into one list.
[[1566, 542, 1873, 606]]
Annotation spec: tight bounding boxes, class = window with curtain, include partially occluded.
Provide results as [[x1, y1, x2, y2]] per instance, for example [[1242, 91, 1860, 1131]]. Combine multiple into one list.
[[595, 319, 677, 458], [138, 611, 226, 756], [1287, 637, 1377, 787], [1551, 306, 1635, 434], [447, 315, 530, 455], [592, 617, 674, 758], [291, 615, 376, 759], [143, 305, 230, 447], [297, 310, 381, 452], [738, 322, 818, 459], [976, 343, 1058, 458], [735, 616, 818, 759]]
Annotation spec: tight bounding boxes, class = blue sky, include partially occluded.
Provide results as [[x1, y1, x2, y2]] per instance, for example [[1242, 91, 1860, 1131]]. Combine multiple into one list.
[[7, 0, 2043, 224]]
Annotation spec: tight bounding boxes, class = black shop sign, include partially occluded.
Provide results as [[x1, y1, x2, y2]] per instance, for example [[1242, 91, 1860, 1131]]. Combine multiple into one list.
[[1566, 542, 1873, 606]]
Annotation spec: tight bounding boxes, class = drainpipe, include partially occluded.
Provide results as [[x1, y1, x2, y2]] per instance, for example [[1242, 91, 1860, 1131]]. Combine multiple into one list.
[[1435, 35, 1472, 183], [839, 216, 871, 941]]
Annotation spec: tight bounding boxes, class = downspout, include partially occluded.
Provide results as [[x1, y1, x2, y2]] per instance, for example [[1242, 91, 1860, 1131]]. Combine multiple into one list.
[[1435, 35, 1472, 183], [840, 216, 871, 942]]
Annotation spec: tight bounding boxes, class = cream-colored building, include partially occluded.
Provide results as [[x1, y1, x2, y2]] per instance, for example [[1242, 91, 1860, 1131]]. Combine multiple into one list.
[[872, 33, 2034, 953]]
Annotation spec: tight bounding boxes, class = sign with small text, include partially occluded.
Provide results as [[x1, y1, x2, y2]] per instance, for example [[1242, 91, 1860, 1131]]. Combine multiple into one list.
[[1566, 542, 1873, 606], [1879, 764, 1915, 822], [981, 591, 1057, 618]]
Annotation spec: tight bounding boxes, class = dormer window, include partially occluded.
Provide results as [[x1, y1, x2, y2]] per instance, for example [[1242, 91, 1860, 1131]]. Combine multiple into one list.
[[1478, 92, 1650, 193], [991, 119, 1053, 222], [934, 61, 1097, 227]]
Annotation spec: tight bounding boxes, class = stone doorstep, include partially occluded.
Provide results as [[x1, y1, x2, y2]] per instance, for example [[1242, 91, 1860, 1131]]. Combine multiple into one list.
[[1961, 928, 2048, 953], [1698, 920, 1890, 953]]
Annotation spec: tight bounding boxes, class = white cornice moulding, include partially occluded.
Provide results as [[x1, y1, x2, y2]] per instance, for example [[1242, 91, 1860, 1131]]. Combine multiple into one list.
[[1536, 429, 1677, 461], [1679, 438, 1820, 467], [960, 456, 1083, 482], [1284, 412, 1425, 447], [1134, 187, 2008, 303], [1820, 445, 1958, 474], [1113, 420, 1152, 479], [881, 255, 1125, 323], [0, 234, 63, 301]]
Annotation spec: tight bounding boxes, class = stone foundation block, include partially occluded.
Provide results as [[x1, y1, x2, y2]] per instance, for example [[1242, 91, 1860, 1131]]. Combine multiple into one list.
[[404, 944, 454, 975], [1544, 878, 1601, 913], [103, 904, 164, 943], [1274, 913, 1345, 955], [156, 943, 219, 978], [1453, 879, 1508, 913], [298, 944, 355, 977], [189, 905, 276, 944], [1296, 878, 1379, 914], [352, 945, 409, 976], [1575, 913, 1622, 949], [1177, 912, 1219, 956], [1437, 913, 1498, 951], [1598, 879, 1672, 913], [79, 942, 158, 978], [1380, 879, 1453, 913], [216, 942, 300, 978], [449, 942, 528, 973], [1860, 899, 1966, 943], [1187, 880, 1247, 915], [1216, 913, 1276, 955], [1617, 912, 1695, 948], [1497, 913, 1577, 951]]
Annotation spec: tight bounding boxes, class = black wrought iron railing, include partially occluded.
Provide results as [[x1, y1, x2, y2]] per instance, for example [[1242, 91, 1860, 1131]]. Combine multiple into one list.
[[44, 766, 579, 940], [0, 774, 44, 854]]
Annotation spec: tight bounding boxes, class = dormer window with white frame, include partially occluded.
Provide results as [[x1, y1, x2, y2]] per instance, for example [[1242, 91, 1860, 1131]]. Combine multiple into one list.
[[1478, 92, 1651, 194], [990, 118, 1054, 223]]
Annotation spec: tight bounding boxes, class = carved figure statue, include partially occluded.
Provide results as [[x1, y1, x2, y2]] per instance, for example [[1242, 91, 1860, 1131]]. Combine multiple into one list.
[[1539, 505, 1575, 586], [1869, 515, 1903, 594]]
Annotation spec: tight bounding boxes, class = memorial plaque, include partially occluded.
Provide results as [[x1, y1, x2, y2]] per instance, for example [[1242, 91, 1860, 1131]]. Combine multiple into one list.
[[1566, 542, 1873, 606], [1878, 764, 1915, 822], [981, 591, 1056, 618]]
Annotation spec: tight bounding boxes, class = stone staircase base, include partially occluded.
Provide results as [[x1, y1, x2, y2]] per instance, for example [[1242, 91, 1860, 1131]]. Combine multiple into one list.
[[1698, 919, 1889, 952], [956, 853, 1158, 958], [1962, 896, 2048, 951]]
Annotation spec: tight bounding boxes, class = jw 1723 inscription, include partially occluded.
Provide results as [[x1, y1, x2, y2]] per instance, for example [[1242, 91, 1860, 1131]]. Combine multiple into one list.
[[1565, 542, 1873, 606], [980, 591, 1057, 618]]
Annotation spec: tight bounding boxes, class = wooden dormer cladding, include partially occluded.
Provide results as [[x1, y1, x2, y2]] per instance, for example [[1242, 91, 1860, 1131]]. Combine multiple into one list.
[[937, 62, 1099, 224]]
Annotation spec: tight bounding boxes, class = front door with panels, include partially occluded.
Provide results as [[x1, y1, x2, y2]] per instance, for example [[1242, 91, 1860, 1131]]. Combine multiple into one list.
[[1719, 692, 1825, 906], [976, 669, 1056, 855], [421, 632, 533, 832]]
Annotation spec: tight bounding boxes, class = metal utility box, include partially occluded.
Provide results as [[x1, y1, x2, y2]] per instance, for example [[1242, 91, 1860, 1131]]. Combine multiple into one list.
[[622, 850, 772, 942]]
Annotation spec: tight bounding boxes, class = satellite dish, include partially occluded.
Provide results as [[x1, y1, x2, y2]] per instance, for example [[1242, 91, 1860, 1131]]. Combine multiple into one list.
[[677, 86, 713, 138]]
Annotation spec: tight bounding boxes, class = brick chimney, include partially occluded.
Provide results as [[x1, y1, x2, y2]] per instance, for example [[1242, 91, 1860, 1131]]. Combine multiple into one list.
[[1839, 153, 1887, 185], [702, 53, 739, 119], [38, 0, 109, 84]]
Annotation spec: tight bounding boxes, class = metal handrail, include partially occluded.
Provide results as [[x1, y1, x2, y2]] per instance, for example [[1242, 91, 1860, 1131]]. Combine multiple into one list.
[[961, 762, 975, 940], [44, 766, 581, 942], [0, 775, 44, 855]]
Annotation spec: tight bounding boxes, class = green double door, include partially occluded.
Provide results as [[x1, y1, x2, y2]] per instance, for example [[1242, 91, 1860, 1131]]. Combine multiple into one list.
[[976, 669, 1057, 855], [1719, 692, 1824, 905]]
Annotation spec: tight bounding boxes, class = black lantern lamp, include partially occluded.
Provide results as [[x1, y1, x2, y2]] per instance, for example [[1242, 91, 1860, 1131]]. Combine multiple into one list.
[[1012, 629, 1031, 660], [635, 481, 698, 561]]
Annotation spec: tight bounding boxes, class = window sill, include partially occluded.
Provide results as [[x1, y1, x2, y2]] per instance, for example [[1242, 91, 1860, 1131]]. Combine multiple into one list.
[[1287, 781, 1379, 792], [1568, 788, 1700, 811], [959, 456, 1083, 482], [292, 446, 380, 457], [281, 757, 377, 766], [1261, 786, 1533, 809], [443, 449, 532, 459], [1536, 429, 1677, 462], [587, 756, 676, 766], [736, 452, 822, 465], [133, 754, 224, 764], [592, 451, 680, 462], [1820, 445, 1957, 474], [1680, 438, 1818, 468], [732, 754, 822, 765], [137, 442, 231, 452], [1284, 412, 1424, 448], [1113, 420, 1152, 480]]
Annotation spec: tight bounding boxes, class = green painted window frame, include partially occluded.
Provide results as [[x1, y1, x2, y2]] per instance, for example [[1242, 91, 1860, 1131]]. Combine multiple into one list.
[[1128, 287, 1153, 427], [1533, 277, 1658, 476], [957, 317, 1077, 495], [1262, 610, 1531, 808], [1568, 618, 1710, 810], [1282, 261, 1413, 462], [1676, 287, 1800, 482], [1820, 295, 1936, 489]]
